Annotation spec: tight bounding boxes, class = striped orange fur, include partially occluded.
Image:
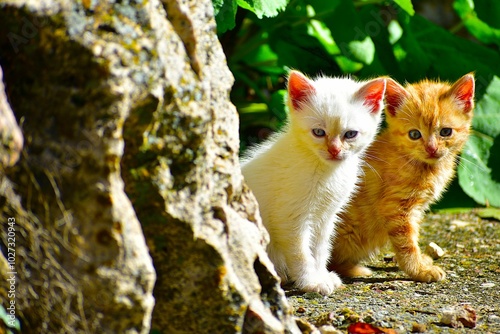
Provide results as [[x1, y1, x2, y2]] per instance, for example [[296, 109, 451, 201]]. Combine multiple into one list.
[[328, 73, 475, 282]]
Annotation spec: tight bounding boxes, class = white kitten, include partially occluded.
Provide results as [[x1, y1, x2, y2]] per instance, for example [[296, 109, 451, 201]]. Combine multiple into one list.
[[241, 71, 385, 295]]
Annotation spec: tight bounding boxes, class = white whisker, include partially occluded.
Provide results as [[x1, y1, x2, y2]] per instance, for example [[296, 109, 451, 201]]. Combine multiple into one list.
[[364, 152, 388, 164], [364, 161, 383, 181], [457, 155, 489, 172], [395, 154, 418, 173]]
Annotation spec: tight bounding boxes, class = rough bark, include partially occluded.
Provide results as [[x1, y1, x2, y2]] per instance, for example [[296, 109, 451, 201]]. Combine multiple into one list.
[[0, 0, 299, 333]]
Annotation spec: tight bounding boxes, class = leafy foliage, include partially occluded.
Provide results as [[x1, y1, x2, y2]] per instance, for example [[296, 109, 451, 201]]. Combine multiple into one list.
[[214, 0, 289, 32], [214, 0, 500, 208], [453, 0, 500, 47], [459, 76, 500, 207]]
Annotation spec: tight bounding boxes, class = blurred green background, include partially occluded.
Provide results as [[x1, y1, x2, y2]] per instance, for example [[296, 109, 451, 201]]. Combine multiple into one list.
[[213, 0, 500, 210]]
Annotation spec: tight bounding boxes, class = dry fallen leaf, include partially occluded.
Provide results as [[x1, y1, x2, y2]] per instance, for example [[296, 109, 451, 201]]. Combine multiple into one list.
[[440, 304, 477, 328], [347, 322, 397, 334]]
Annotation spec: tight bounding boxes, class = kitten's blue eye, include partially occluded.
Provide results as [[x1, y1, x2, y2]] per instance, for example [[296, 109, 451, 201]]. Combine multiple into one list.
[[344, 131, 358, 139], [312, 128, 326, 137], [409, 129, 421, 140], [440, 128, 453, 137]]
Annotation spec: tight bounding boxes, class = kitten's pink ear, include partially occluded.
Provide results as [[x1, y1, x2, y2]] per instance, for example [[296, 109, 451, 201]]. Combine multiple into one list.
[[385, 78, 409, 116], [288, 70, 315, 111], [447, 73, 475, 113], [355, 78, 387, 114]]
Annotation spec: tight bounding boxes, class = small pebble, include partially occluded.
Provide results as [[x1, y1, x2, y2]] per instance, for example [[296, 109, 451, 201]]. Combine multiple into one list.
[[425, 242, 445, 259], [411, 322, 427, 333], [297, 306, 306, 313], [488, 314, 500, 323], [480, 282, 495, 288], [450, 219, 471, 228], [377, 321, 391, 328], [295, 318, 319, 334], [318, 324, 342, 334]]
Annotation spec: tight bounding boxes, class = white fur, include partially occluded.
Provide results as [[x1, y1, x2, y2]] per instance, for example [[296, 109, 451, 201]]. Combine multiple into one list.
[[241, 76, 384, 295]]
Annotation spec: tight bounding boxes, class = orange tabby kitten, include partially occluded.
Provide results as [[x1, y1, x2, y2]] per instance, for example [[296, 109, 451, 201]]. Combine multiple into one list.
[[328, 73, 475, 282]]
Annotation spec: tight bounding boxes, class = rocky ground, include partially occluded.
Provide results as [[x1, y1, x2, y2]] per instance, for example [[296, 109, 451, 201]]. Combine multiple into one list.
[[286, 211, 500, 333]]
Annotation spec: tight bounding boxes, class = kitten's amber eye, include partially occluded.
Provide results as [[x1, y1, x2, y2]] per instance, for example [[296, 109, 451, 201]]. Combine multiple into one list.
[[344, 130, 358, 139], [408, 129, 421, 140], [440, 128, 453, 137], [312, 128, 326, 137]]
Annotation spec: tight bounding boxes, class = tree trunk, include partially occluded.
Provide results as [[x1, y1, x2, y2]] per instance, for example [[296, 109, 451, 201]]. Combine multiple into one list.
[[0, 0, 299, 333]]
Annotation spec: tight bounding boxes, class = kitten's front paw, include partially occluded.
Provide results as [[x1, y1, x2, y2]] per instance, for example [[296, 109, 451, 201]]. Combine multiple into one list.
[[411, 265, 446, 282], [298, 271, 342, 296]]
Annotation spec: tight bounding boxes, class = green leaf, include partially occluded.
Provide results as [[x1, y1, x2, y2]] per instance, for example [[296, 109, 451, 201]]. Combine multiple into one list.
[[392, 13, 431, 81], [268, 24, 340, 75], [476, 207, 500, 221], [474, 0, 500, 29], [213, 0, 290, 33], [453, 0, 500, 47], [238, 102, 269, 114], [388, 19, 404, 44], [453, 0, 474, 15], [213, 0, 238, 33], [435, 207, 500, 219], [458, 135, 500, 207], [393, 0, 415, 16], [307, 16, 336, 55], [306, 7, 362, 73], [237, 0, 289, 19], [458, 76, 500, 208], [241, 43, 278, 67], [269, 89, 287, 126], [316, 0, 376, 65], [471, 76, 500, 138], [407, 15, 500, 81], [488, 134, 500, 183], [357, 5, 403, 78], [308, 0, 341, 14], [349, 37, 376, 65]]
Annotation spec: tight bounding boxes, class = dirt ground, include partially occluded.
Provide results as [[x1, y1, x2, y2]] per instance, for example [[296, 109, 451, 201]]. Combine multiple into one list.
[[287, 211, 500, 333]]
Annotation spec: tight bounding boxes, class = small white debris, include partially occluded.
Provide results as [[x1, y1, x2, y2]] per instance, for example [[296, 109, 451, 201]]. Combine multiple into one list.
[[480, 282, 495, 288], [426, 242, 445, 259], [488, 314, 500, 323], [318, 325, 343, 334], [450, 219, 471, 228]]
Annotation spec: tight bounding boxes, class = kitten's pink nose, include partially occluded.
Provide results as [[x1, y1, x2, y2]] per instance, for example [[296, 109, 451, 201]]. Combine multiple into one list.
[[426, 145, 438, 156], [328, 145, 341, 158]]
